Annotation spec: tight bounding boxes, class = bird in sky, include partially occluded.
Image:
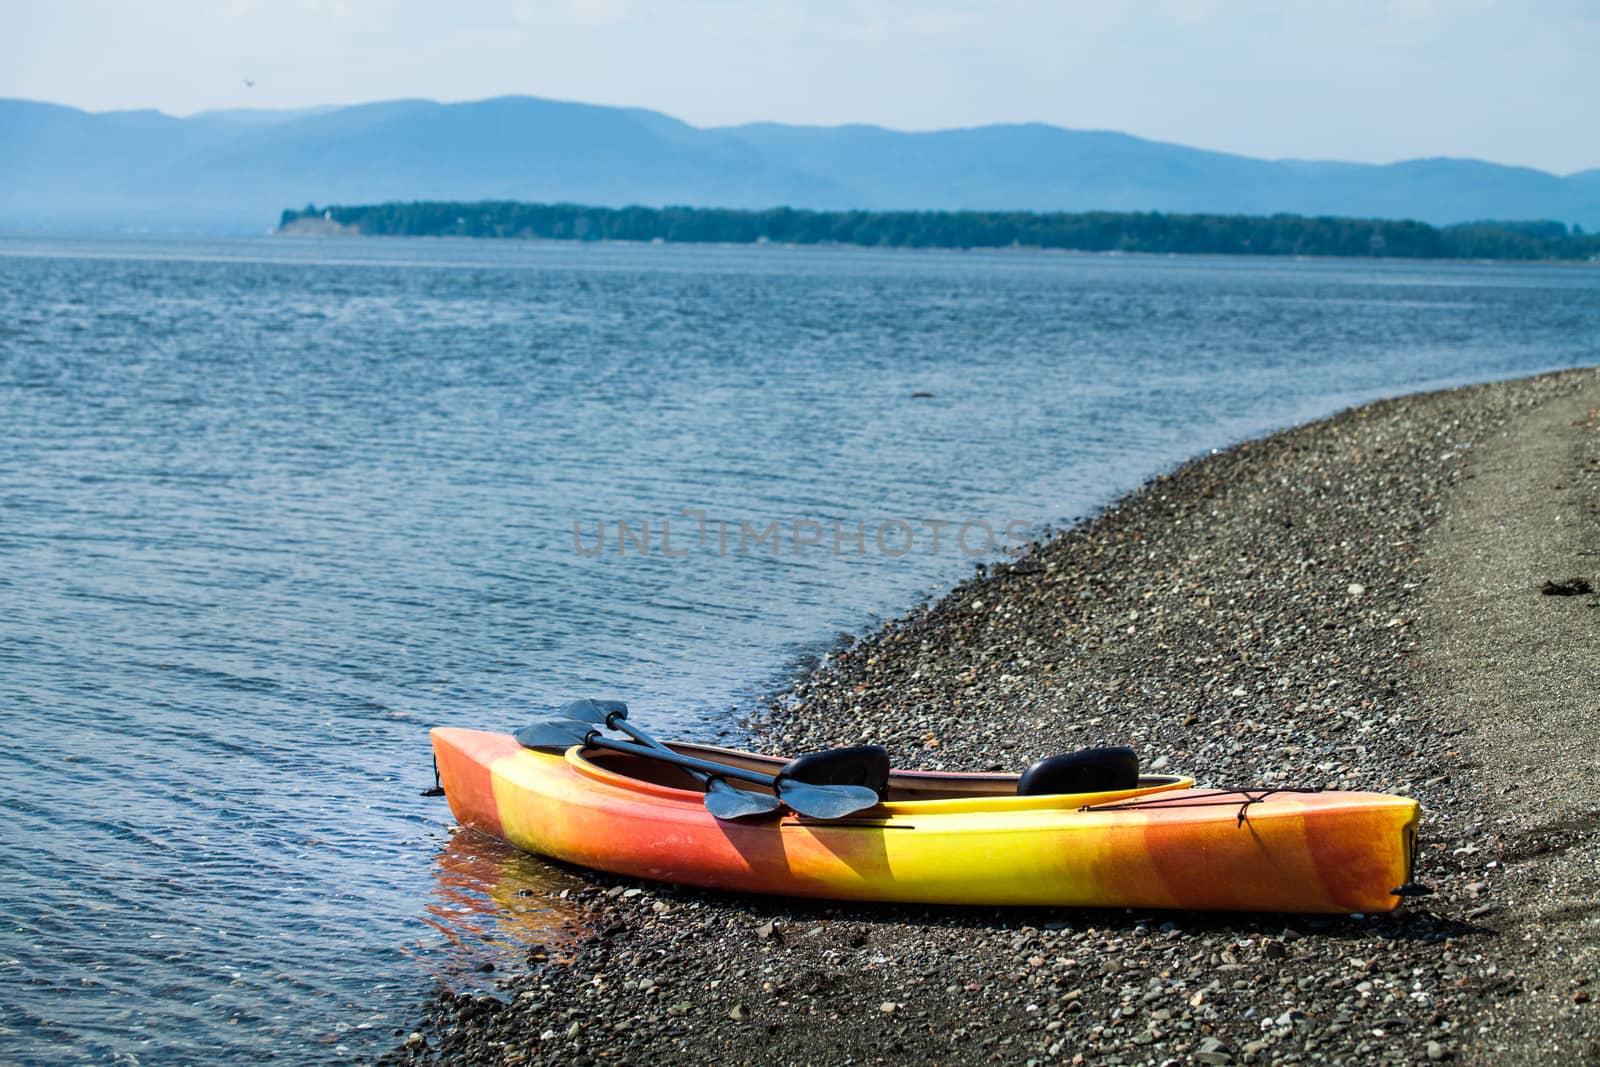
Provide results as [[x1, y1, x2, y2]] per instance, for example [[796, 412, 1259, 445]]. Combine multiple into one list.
[[242, 78, 255, 89]]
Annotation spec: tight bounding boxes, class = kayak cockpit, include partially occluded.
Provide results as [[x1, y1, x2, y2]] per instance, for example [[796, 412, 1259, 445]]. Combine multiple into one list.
[[566, 740, 1193, 813]]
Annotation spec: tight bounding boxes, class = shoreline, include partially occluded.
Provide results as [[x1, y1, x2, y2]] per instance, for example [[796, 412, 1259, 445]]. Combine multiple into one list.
[[392, 366, 1600, 1066], [272, 226, 1600, 268], [276, 202, 1600, 264]]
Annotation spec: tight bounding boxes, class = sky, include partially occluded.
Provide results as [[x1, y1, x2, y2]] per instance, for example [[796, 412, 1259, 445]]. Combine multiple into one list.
[[3, 0, 1597, 174]]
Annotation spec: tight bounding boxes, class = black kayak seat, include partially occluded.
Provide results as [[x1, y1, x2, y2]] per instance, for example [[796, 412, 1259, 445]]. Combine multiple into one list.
[[1017, 746, 1139, 796], [778, 745, 891, 800]]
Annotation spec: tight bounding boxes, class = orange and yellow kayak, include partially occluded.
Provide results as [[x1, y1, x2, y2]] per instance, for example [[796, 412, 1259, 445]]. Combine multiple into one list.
[[431, 727, 1421, 914]]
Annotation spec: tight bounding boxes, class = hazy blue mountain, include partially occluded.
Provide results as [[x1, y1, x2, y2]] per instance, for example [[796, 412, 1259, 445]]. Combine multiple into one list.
[[717, 122, 1600, 226], [3, 95, 1597, 232], [188, 106, 340, 126], [711, 122, 1285, 213], [0, 96, 847, 231]]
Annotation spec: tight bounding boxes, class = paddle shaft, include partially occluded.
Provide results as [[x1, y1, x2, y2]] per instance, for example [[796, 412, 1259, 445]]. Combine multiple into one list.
[[607, 713, 713, 783], [589, 708, 781, 818], [527, 709, 878, 818], [578, 732, 779, 790]]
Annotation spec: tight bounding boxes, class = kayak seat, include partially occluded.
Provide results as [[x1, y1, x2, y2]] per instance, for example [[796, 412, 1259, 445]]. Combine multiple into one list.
[[1017, 746, 1139, 796], [778, 745, 891, 800]]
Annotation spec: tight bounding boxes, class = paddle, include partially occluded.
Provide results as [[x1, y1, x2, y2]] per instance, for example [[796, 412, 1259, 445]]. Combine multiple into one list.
[[514, 717, 882, 820], [556, 700, 781, 820]]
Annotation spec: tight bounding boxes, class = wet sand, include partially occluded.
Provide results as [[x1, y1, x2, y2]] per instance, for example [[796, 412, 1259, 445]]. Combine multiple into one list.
[[388, 366, 1600, 1066]]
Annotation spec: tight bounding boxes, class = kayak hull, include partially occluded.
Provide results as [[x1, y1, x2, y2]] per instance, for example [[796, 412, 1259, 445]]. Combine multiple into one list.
[[430, 727, 1419, 914]]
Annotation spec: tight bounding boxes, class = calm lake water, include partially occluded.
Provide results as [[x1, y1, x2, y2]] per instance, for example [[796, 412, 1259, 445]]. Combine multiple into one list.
[[1, 235, 1597, 1064]]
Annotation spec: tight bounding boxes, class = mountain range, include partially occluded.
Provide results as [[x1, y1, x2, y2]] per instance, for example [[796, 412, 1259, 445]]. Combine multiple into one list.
[[4, 95, 1598, 233]]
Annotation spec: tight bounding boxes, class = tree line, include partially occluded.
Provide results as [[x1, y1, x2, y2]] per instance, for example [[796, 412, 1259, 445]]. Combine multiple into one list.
[[280, 201, 1600, 261]]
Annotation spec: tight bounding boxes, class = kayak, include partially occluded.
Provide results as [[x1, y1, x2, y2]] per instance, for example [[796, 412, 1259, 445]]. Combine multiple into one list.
[[430, 727, 1422, 914]]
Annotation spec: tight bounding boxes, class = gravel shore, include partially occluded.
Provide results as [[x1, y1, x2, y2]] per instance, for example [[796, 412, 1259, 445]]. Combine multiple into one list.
[[389, 367, 1600, 1067]]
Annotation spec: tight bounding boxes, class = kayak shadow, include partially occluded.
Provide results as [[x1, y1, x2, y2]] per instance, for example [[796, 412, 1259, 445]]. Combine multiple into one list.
[[575, 870, 1489, 948], [427, 830, 1489, 956]]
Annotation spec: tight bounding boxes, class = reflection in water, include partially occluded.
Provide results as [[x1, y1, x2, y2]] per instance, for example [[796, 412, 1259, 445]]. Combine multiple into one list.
[[423, 830, 591, 988]]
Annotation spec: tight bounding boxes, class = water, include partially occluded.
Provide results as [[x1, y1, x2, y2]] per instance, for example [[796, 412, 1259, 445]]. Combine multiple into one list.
[[1, 235, 1596, 1065]]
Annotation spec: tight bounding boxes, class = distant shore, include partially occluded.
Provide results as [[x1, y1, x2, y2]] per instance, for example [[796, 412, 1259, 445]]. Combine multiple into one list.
[[390, 366, 1600, 1067], [279, 201, 1600, 263]]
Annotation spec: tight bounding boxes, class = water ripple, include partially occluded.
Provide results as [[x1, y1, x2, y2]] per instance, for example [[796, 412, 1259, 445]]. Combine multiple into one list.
[[1, 235, 1597, 1064]]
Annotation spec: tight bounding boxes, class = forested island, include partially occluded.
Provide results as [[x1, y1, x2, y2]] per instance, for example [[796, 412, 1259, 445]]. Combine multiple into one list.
[[279, 201, 1600, 261]]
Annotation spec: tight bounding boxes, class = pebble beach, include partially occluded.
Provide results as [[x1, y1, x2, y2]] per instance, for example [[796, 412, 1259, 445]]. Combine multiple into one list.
[[389, 367, 1600, 1067]]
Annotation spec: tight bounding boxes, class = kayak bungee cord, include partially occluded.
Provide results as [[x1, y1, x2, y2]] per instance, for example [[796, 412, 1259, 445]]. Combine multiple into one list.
[[1079, 786, 1325, 826]]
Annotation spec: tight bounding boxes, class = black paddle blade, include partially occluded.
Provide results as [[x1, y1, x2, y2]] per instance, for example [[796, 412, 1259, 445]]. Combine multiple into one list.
[[703, 779, 782, 820], [514, 719, 595, 752], [777, 780, 883, 819], [560, 699, 628, 725]]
